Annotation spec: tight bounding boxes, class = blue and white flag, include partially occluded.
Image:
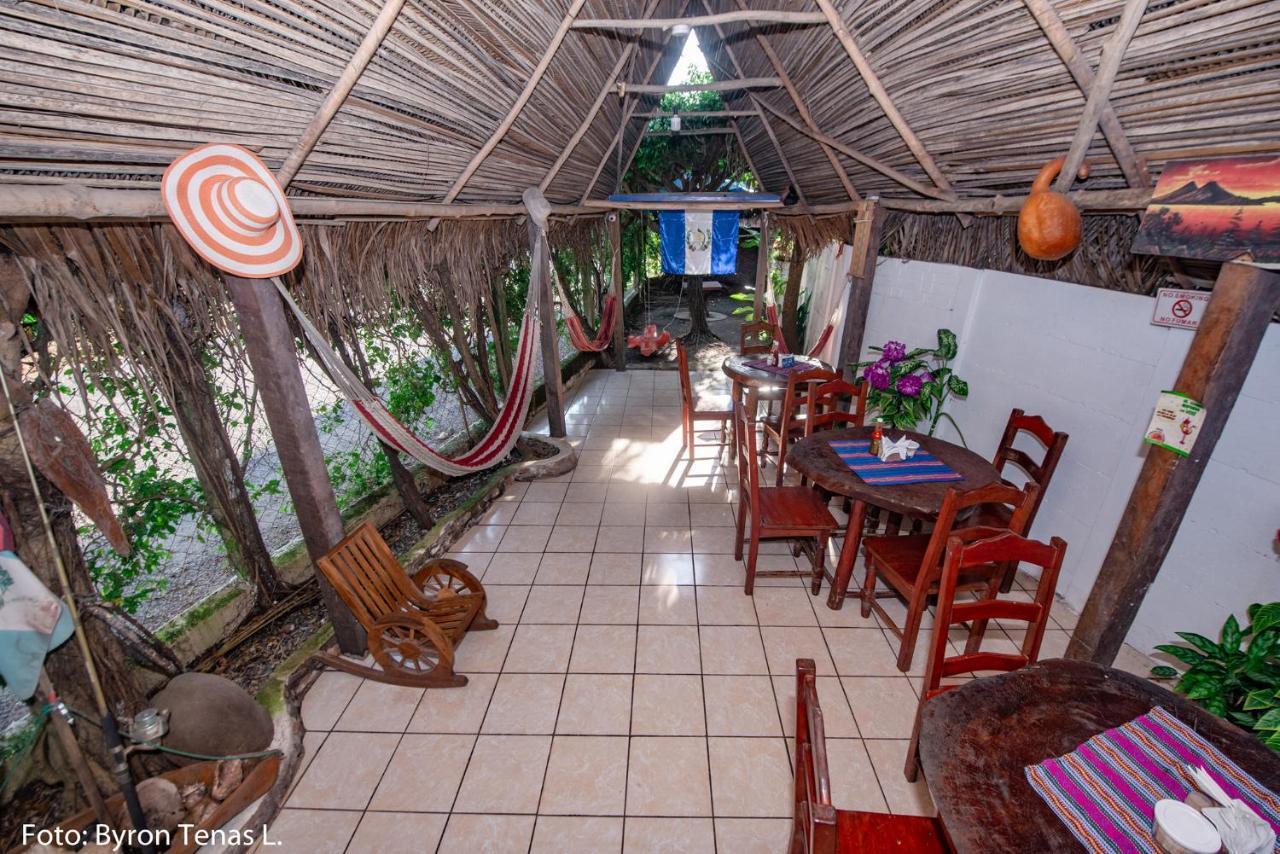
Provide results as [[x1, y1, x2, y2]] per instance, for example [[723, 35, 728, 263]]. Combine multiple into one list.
[[658, 210, 739, 275]]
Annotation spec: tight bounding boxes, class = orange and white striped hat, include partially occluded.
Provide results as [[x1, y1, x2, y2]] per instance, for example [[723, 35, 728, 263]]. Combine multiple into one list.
[[162, 143, 302, 278]]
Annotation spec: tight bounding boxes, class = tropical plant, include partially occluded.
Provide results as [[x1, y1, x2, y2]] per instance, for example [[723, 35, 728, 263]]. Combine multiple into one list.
[[1151, 602, 1280, 751], [853, 329, 969, 441]]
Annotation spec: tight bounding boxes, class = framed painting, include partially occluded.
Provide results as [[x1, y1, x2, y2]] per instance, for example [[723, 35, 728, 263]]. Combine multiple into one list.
[[1132, 155, 1280, 267]]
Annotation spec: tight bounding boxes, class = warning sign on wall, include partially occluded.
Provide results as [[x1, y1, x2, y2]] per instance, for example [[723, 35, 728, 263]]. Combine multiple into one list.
[[1151, 288, 1210, 330]]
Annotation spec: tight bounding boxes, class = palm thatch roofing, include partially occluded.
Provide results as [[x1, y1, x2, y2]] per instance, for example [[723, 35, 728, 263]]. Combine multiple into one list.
[[1, 0, 1276, 222]]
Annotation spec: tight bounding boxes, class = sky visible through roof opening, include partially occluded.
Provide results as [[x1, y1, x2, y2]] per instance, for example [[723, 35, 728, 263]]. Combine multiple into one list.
[[669, 30, 709, 84]]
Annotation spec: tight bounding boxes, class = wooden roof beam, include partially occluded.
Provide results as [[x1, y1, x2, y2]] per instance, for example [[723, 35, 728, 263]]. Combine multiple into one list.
[[442, 0, 589, 204], [572, 11, 827, 29], [622, 77, 782, 95], [754, 99, 952, 201], [276, 0, 409, 187], [728, 0, 858, 200], [1023, 0, 1149, 188], [538, 0, 665, 193], [731, 119, 766, 188], [813, 0, 955, 194], [1055, 0, 1150, 192]]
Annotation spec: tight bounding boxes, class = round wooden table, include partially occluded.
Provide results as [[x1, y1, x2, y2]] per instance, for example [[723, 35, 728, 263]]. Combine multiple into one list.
[[918, 659, 1280, 853], [721, 353, 832, 394], [786, 426, 999, 609]]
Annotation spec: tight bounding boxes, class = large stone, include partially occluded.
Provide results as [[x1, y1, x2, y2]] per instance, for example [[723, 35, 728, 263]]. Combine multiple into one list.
[[150, 673, 272, 765]]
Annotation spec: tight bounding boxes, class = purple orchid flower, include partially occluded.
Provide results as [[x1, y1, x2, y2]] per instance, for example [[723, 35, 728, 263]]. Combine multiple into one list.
[[897, 373, 923, 397], [881, 340, 907, 363], [863, 359, 892, 390]]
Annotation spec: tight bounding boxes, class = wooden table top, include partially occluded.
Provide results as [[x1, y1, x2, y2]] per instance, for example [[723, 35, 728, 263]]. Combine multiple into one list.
[[918, 658, 1280, 853], [721, 353, 831, 388], [786, 426, 999, 517]]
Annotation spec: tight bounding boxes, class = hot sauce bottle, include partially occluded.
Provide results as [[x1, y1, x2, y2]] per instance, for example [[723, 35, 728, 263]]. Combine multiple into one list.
[[870, 418, 883, 457]]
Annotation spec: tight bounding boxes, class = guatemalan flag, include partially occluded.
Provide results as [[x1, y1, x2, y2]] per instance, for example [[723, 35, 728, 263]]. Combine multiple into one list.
[[658, 210, 739, 275]]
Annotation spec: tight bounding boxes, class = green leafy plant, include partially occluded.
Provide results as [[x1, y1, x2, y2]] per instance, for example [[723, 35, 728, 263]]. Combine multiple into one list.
[[1151, 602, 1280, 751], [853, 329, 969, 441]]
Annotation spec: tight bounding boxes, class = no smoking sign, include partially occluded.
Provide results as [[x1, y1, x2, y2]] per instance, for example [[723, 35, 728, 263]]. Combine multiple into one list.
[[1152, 288, 1209, 330]]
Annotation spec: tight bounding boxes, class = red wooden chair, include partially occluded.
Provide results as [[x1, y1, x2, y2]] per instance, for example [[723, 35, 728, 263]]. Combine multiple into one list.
[[739, 319, 774, 355], [792, 659, 951, 853], [803, 378, 869, 436], [980, 409, 1069, 591], [676, 341, 731, 456], [734, 390, 838, 595], [762, 367, 837, 486], [860, 482, 1038, 671], [903, 530, 1067, 780]]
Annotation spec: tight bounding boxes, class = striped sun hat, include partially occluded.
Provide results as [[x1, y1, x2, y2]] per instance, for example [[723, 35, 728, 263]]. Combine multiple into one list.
[[162, 143, 302, 278]]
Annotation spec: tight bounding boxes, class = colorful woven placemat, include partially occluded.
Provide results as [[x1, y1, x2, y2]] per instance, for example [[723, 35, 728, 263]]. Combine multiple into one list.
[[828, 439, 963, 486], [1025, 706, 1280, 854], [741, 358, 813, 376]]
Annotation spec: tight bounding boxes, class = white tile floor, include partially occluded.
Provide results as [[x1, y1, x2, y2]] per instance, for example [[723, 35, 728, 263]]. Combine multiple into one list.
[[268, 369, 1157, 853]]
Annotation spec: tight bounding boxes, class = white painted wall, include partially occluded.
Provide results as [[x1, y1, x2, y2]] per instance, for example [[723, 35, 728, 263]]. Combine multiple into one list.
[[857, 257, 1280, 654]]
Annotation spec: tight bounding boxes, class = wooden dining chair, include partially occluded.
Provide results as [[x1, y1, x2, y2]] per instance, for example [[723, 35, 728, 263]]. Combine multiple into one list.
[[860, 481, 1039, 671], [734, 391, 838, 595], [762, 367, 837, 486], [903, 530, 1067, 781], [677, 341, 732, 456], [803, 379, 869, 436], [981, 409, 1069, 591], [792, 659, 951, 853], [739, 319, 774, 354]]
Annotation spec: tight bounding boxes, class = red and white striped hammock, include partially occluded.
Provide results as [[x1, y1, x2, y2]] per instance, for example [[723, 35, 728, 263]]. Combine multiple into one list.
[[762, 284, 836, 358], [271, 278, 538, 477], [547, 241, 619, 353]]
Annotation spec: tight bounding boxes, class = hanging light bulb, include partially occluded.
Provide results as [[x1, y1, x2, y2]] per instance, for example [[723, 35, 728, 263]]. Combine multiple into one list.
[[670, 112, 682, 133], [670, 23, 691, 37]]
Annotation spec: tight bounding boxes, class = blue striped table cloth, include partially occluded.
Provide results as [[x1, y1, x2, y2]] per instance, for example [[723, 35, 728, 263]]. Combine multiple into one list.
[[828, 439, 963, 486]]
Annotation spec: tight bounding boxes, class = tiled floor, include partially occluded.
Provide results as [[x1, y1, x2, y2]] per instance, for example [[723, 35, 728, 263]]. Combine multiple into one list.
[[269, 369, 1157, 853]]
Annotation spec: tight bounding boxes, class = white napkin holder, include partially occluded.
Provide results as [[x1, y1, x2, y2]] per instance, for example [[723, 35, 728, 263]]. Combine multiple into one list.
[[879, 435, 920, 463]]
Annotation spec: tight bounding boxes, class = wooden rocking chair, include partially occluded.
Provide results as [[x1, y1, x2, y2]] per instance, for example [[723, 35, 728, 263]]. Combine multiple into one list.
[[312, 522, 497, 688]]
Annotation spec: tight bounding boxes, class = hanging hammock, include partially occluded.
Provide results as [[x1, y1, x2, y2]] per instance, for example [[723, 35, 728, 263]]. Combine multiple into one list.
[[550, 262, 619, 352], [271, 278, 538, 478], [761, 282, 839, 359]]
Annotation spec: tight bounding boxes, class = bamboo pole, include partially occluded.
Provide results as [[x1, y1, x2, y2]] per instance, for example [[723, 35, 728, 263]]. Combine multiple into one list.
[[754, 212, 771, 319], [621, 77, 783, 95], [1054, 0, 1151, 192], [729, 0, 858, 201], [538, 0, 665, 193], [442, 0, 589, 204], [813, 0, 955, 194], [275, 0, 409, 187], [608, 212, 625, 370], [572, 11, 828, 29], [1021, 0, 1149, 188]]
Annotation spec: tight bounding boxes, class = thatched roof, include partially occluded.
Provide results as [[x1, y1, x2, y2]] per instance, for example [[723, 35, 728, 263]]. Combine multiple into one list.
[[1, 0, 1275, 219]]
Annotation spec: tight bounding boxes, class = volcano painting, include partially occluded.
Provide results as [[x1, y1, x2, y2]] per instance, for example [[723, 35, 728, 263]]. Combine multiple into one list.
[[1132, 155, 1280, 265]]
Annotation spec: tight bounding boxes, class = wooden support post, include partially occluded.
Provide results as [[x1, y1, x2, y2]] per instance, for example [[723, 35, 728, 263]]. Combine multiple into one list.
[[754, 213, 771, 320], [609, 212, 626, 371], [836, 201, 885, 379], [1067, 263, 1280, 665], [1055, 0, 1150, 192], [528, 221, 566, 437], [223, 276, 364, 654]]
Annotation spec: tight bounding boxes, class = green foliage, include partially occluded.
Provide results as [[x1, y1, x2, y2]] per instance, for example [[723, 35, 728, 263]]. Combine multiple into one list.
[[320, 312, 441, 507], [626, 69, 755, 193], [1150, 602, 1280, 751], [854, 329, 969, 441], [74, 375, 200, 611]]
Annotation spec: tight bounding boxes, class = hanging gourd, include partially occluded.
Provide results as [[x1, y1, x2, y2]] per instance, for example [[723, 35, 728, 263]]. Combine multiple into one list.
[[1017, 156, 1090, 261]]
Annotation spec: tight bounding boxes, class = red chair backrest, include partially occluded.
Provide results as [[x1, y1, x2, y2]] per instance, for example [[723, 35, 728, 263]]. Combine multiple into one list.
[[740, 319, 773, 354], [779, 367, 838, 433], [992, 409, 1068, 525], [914, 482, 1039, 592], [920, 530, 1067, 701], [734, 390, 764, 509], [794, 659, 840, 853], [676, 341, 694, 407], [804, 379, 869, 434]]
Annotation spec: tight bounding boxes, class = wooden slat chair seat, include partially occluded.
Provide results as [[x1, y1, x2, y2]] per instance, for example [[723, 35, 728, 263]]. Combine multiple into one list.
[[792, 659, 951, 854], [678, 341, 732, 455], [903, 530, 1067, 781], [312, 522, 497, 688], [860, 482, 1038, 672]]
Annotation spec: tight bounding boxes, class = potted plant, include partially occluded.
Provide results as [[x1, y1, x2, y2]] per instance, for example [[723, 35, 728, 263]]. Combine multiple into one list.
[[854, 329, 969, 442], [1151, 602, 1280, 751]]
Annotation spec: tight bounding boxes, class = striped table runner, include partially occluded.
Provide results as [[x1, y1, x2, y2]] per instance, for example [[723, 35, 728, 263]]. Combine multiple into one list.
[[828, 439, 963, 486], [1026, 706, 1280, 853]]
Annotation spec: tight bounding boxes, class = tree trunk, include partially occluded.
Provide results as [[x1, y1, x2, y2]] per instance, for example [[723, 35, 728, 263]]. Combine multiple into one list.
[[681, 276, 716, 344], [781, 241, 805, 350]]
